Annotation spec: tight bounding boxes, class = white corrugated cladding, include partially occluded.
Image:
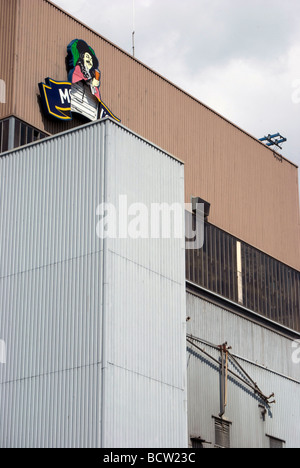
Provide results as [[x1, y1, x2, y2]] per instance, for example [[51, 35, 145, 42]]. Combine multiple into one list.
[[102, 122, 187, 448], [0, 119, 187, 448], [186, 293, 300, 448]]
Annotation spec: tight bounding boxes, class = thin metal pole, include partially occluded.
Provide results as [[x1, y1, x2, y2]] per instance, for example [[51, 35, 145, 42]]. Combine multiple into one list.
[[220, 347, 225, 417], [224, 350, 228, 408], [132, 31, 135, 58], [132, 0, 135, 57]]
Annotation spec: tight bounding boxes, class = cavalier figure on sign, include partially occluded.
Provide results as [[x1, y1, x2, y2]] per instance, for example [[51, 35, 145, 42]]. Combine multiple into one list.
[[67, 39, 101, 102], [39, 39, 120, 122]]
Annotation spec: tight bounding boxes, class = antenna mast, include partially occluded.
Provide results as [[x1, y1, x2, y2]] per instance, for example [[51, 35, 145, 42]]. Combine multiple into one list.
[[132, 0, 135, 57]]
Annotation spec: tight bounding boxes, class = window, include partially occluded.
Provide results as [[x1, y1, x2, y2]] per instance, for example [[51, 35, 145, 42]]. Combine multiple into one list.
[[12, 118, 47, 148], [0, 117, 47, 154], [0, 119, 9, 153], [267, 435, 285, 448], [190, 437, 204, 449], [185, 215, 300, 333], [214, 417, 231, 448]]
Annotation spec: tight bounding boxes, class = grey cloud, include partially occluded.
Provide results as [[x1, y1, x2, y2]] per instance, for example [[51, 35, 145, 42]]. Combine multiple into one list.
[[135, 0, 300, 73], [52, 0, 300, 169]]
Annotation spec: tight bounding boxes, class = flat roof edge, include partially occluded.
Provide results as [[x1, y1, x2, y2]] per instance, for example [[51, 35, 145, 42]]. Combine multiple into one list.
[[0, 116, 184, 165], [186, 280, 300, 340]]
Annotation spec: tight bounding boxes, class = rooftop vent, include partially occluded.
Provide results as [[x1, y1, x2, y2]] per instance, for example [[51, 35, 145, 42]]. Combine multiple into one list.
[[191, 196, 210, 221]]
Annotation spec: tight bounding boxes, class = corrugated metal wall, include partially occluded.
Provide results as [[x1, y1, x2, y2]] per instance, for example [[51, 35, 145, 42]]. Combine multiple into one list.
[[186, 224, 300, 332], [0, 120, 106, 447], [187, 292, 300, 448], [103, 122, 187, 447], [1, 0, 299, 270], [0, 0, 18, 119], [187, 292, 300, 381], [0, 119, 187, 447]]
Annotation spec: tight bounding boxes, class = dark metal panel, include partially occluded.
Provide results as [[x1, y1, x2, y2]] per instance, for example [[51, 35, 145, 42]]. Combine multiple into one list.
[[185, 220, 300, 332]]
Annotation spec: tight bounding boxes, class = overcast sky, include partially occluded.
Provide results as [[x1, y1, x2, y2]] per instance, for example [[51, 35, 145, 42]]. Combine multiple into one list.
[[53, 0, 300, 176]]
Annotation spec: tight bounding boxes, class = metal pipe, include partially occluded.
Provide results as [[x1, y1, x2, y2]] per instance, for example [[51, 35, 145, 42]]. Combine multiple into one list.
[[187, 332, 300, 384], [187, 338, 273, 406], [227, 350, 262, 394], [225, 350, 228, 408], [220, 347, 225, 417]]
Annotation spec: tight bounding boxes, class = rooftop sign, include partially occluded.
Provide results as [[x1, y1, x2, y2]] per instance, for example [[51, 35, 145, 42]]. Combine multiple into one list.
[[39, 39, 120, 123]]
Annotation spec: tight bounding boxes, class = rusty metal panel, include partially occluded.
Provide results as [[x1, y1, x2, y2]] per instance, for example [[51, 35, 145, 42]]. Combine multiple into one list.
[[3, 0, 300, 270]]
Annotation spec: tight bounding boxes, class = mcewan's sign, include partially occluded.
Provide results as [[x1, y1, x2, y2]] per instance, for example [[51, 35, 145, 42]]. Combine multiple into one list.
[[39, 39, 120, 122]]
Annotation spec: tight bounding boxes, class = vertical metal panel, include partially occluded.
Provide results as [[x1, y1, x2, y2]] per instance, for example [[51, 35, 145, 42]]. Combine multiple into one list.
[[0, 124, 104, 278], [0, 365, 101, 448], [0, 0, 18, 120], [187, 338, 300, 448], [187, 293, 300, 448], [102, 121, 187, 448], [3, 0, 299, 270], [0, 119, 187, 448], [187, 293, 300, 381], [186, 223, 300, 332], [0, 121, 106, 448], [0, 255, 103, 386]]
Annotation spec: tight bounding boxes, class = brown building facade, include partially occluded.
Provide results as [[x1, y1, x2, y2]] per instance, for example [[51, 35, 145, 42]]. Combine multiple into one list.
[[1, 0, 299, 271]]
